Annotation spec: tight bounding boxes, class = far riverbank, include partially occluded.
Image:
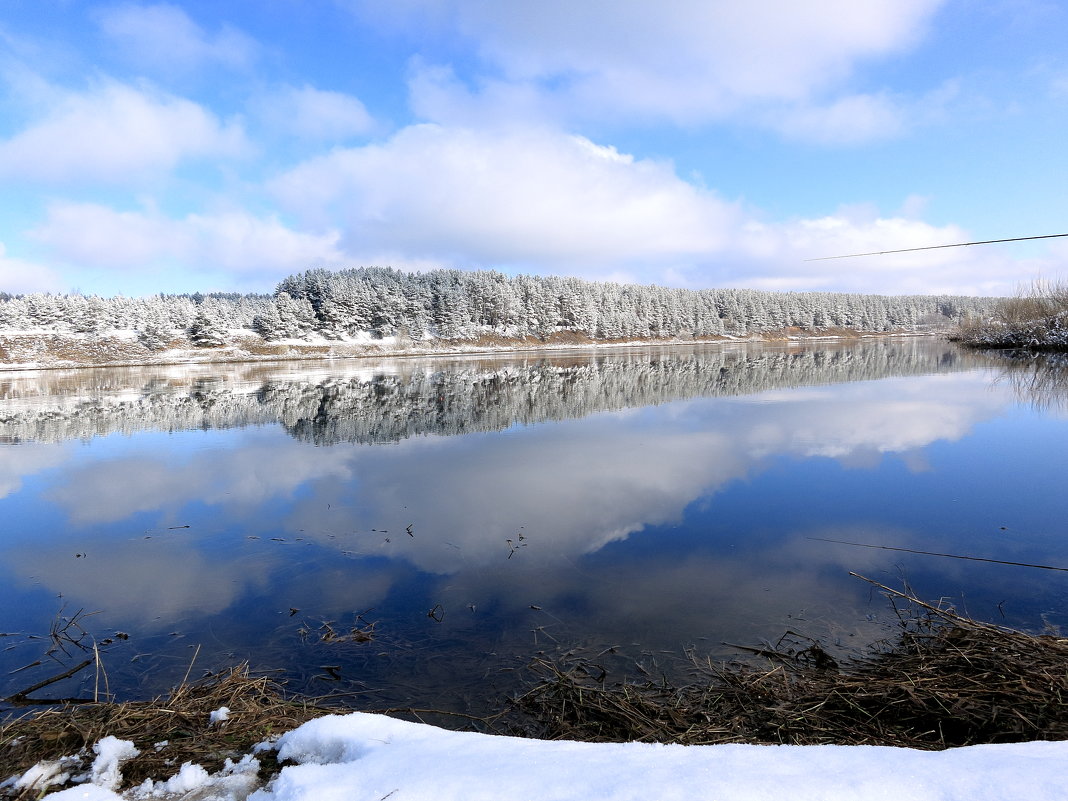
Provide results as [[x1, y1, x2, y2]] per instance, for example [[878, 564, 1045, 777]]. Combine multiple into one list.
[[0, 327, 941, 372]]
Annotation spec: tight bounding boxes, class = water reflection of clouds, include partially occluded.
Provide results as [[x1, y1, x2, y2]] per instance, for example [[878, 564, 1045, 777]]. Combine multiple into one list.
[[0, 442, 67, 499], [44, 431, 355, 525], [738, 374, 1006, 459], [419, 528, 907, 658], [7, 537, 273, 623], [333, 373, 1007, 570], [295, 425, 748, 572], [0, 368, 1019, 635], [29, 372, 1012, 558]]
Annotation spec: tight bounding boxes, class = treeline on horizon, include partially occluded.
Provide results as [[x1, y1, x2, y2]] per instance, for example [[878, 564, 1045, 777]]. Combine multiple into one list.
[[0, 340, 984, 445], [0, 267, 1001, 348]]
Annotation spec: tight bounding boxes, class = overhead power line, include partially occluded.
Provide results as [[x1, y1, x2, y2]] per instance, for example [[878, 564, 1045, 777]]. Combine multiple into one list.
[[806, 232, 1068, 261]]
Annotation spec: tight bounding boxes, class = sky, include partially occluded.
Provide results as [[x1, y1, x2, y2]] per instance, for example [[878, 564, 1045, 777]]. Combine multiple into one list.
[[1, 1, 1067, 299]]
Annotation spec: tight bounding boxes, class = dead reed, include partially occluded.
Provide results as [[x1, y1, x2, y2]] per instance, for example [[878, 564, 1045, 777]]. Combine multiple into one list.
[[509, 576, 1068, 749], [0, 664, 332, 798], [953, 279, 1068, 350], [4, 577, 1066, 796]]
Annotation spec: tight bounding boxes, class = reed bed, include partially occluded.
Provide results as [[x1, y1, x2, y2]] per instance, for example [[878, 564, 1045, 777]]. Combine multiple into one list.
[[4, 577, 1066, 796], [509, 576, 1068, 749], [953, 279, 1068, 350], [1, 664, 332, 798]]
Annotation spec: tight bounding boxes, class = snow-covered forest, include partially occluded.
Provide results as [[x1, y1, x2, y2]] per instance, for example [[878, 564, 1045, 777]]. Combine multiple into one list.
[[0, 340, 989, 444], [0, 267, 1000, 347]]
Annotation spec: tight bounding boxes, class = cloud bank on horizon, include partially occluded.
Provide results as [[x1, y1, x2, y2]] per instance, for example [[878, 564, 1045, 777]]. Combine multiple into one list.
[[1, 0, 1066, 298]]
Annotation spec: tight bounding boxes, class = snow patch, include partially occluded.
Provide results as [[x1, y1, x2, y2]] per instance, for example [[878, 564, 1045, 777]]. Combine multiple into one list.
[[89, 736, 140, 790], [19, 713, 1068, 801], [1, 754, 80, 795], [249, 713, 1068, 801]]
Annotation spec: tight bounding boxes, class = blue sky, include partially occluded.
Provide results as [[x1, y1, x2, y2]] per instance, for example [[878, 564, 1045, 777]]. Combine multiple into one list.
[[1, 0, 1066, 298]]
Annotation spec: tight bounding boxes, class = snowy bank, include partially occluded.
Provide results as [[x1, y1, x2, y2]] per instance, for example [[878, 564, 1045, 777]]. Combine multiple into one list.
[[0, 329, 934, 372], [29, 712, 1068, 801]]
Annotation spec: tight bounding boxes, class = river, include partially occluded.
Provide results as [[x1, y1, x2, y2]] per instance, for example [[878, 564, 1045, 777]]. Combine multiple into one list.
[[1, 338, 1065, 715]]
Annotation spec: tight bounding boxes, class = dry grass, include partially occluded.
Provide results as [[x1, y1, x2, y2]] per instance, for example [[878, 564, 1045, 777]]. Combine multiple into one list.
[[0, 665, 334, 798], [954, 279, 1068, 350], [5, 578, 1066, 795], [999, 280, 1068, 325], [509, 576, 1068, 749]]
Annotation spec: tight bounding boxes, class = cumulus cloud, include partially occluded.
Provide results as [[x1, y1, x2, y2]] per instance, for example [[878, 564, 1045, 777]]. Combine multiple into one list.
[[95, 2, 257, 74], [253, 84, 375, 141], [0, 79, 249, 183], [266, 122, 1036, 295], [362, 0, 943, 130], [30, 202, 346, 279], [270, 124, 740, 271], [734, 213, 1037, 296]]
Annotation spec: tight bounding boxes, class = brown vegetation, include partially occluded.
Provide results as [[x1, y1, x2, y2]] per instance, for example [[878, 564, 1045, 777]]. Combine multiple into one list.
[[954, 280, 1068, 350], [509, 576, 1068, 749], [0, 665, 332, 798], [5, 579, 1064, 795]]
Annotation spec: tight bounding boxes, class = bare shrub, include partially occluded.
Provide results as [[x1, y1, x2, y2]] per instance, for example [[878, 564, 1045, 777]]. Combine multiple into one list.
[[954, 279, 1068, 350]]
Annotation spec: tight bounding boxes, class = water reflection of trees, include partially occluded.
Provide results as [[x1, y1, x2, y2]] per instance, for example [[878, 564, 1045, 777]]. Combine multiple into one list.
[[991, 351, 1068, 413], [0, 340, 989, 444]]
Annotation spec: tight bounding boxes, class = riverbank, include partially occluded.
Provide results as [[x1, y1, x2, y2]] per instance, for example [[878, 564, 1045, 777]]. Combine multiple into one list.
[[952, 322, 1068, 351], [0, 327, 934, 372], [4, 579, 1067, 799], [951, 281, 1068, 351]]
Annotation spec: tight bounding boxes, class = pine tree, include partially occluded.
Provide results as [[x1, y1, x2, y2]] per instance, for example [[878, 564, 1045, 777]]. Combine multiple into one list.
[[187, 310, 228, 347], [138, 308, 173, 350]]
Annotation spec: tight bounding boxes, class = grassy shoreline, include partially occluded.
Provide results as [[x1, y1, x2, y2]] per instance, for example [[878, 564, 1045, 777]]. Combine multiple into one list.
[[4, 579, 1066, 797], [952, 281, 1068, 351]]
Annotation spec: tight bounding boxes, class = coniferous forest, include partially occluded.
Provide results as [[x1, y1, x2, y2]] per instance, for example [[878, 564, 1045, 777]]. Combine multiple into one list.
[[0, 267, 1000, 349], [0, 339, 987, 444]]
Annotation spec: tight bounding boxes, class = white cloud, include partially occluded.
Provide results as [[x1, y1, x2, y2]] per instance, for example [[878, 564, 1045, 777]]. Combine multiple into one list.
[[736, 213, 1038, 295], [268, 122, 1038, 294], [95, 2, 257, 74], [765, 80, 960, 145], [0, 79, 249, 183], [254, 84, 375, 141], [270, 124, 741, 271], [769, 93, 907, 145], [0, 242, 65, 294], [407, 62, 558, 128], [30, 202, 346, 278], [366, 0, 943, 129]]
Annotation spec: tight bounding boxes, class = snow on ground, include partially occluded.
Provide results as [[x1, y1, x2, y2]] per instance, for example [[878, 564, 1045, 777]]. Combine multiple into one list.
[[23, 711, 1068, 801]]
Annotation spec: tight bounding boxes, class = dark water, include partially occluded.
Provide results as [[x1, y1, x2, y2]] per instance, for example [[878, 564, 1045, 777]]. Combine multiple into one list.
[[1, 339, 1066, 715]]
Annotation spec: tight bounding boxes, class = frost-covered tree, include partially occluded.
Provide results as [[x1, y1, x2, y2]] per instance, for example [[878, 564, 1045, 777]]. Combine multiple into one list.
[[138, 306, 174, 350], [187, 307, 228, 347], [0, 268, 1003, 345]]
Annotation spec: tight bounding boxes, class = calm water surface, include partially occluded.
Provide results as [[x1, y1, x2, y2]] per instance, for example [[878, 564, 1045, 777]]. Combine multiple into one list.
[[1, 338, 1066, 715]]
